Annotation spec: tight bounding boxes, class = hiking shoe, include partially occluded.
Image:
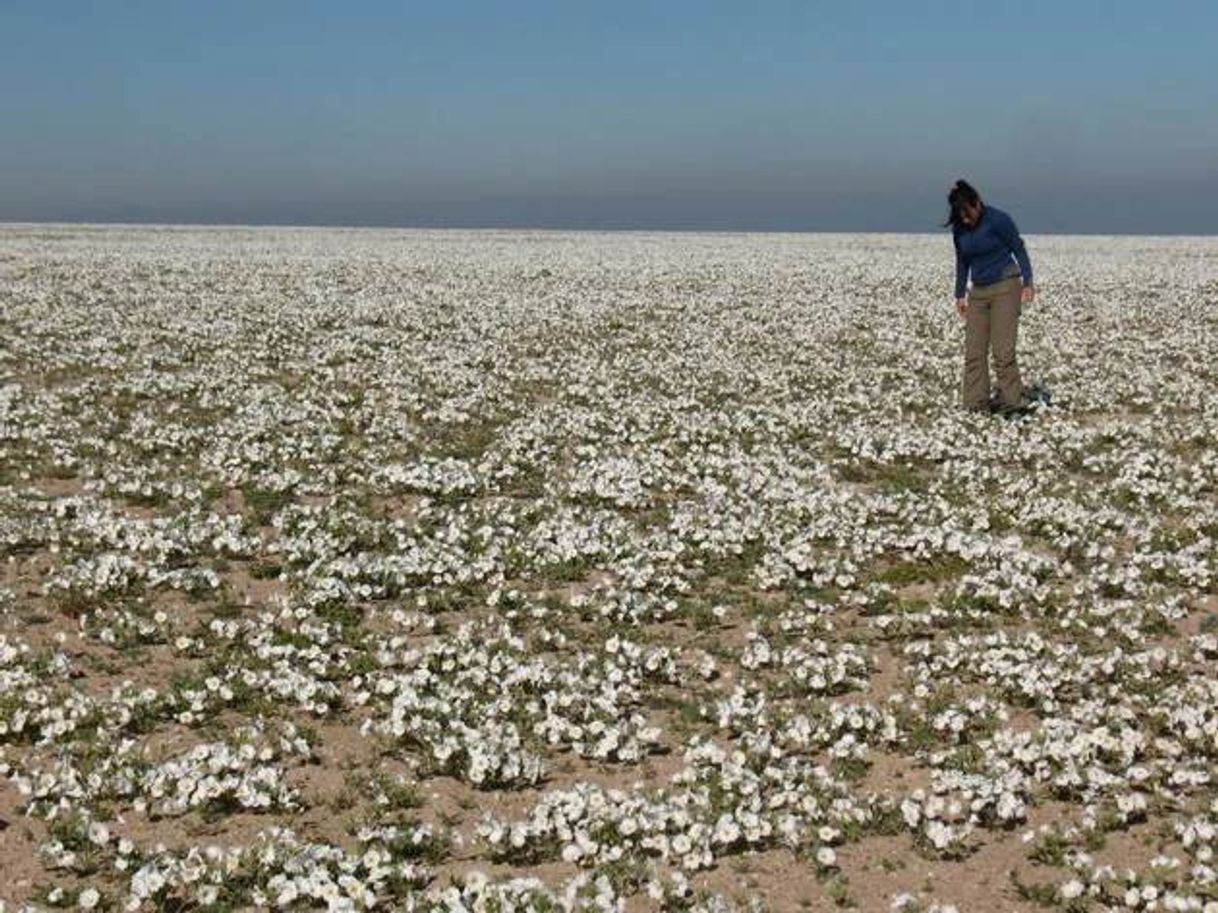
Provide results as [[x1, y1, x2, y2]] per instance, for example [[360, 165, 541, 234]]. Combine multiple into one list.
[[1023, 382, 1052, 406]]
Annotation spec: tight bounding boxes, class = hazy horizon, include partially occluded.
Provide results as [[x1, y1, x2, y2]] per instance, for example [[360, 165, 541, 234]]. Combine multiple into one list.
[[5, 220, 1217, 239], [3, 1, 1217, 234]]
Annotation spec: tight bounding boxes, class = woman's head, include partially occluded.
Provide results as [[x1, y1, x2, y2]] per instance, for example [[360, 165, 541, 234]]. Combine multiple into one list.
[[945, 179, 982, 229]]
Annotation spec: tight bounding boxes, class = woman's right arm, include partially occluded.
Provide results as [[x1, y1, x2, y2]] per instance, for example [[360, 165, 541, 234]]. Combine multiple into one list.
[[953, 234, 969, 314]]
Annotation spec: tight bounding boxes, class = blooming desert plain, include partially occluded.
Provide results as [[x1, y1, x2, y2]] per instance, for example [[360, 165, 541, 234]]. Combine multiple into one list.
[[1, 225, 1218, 912]]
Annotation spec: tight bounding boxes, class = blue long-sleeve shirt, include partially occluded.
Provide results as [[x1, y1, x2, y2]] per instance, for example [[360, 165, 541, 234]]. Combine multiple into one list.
[[952, 204, 1033, 299]]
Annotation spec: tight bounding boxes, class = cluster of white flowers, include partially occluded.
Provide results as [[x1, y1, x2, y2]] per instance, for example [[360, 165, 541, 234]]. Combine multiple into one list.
[[137, 724, 307, 816], [168, 607, 351, 719], [1042, 825, 1218, 911], [375, 457, 481, 498], [898, 791, 977, 858], [34, 500, 259, 606], [416, 868, 728, 912], [16, 721, 308, 820], [357, 621, 672, 785], [482, 735, 868, 873], [119, 825, 432, 910], [0, 636, 91, 744], [739, 630, 870, 696], [565, 449, 673, 509]]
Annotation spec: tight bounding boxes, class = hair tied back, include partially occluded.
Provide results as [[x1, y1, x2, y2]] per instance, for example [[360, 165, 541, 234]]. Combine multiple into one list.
[[944, 179, 981, 229]]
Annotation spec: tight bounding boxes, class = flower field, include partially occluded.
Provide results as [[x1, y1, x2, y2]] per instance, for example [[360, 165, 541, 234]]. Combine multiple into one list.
[[2, 224, 1218, 911]]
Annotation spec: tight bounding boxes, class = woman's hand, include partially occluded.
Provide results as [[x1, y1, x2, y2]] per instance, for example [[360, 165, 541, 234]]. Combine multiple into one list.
[[956, 297, 969, 318], [1021, 284, 1036, 304]]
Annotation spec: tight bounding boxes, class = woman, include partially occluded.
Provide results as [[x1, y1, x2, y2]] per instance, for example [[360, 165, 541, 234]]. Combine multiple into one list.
[[945, 179, 1036, 413]]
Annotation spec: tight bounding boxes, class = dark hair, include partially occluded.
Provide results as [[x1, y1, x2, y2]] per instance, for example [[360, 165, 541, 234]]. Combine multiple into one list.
[[944, 179, 981, 229]]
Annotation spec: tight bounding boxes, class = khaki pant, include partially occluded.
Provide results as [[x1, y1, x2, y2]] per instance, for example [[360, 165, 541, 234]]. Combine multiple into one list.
[[962, 274, 1023, 410]]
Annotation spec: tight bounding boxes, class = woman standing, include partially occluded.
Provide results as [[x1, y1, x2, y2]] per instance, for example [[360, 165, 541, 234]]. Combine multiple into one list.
[[946, 180, 1036, 413]]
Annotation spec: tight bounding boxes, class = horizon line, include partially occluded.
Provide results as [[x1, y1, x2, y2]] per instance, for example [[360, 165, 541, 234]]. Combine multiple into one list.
[[2, 219, 1216, 240]]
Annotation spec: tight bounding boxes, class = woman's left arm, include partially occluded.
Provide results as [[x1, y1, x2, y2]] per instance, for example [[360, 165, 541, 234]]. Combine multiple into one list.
[[995, 210, 1035, 302]]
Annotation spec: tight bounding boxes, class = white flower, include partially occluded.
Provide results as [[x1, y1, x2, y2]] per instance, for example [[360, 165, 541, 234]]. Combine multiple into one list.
[[561, 842, 583, 863]]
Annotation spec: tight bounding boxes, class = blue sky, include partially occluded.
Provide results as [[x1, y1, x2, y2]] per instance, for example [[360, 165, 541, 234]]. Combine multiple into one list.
[[2, 1, 1215, 232]]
